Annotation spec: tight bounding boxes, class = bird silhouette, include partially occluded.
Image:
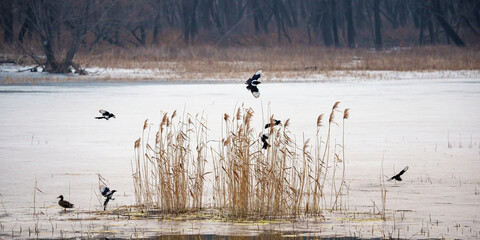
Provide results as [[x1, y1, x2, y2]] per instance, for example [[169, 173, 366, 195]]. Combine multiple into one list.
[[95, 109, 116, 120], [388, 166, 409, 181], [57, 195, 74, 211], [100, 186, 116, 210], [265, 119, 281, 129], [245, 69, 262, 98], [261, 133, 270, 149]]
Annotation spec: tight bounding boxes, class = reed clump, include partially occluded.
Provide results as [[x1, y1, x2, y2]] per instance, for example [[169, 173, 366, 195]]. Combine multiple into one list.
[[132, 111, 208, 212], [133, 102, 350, 219]]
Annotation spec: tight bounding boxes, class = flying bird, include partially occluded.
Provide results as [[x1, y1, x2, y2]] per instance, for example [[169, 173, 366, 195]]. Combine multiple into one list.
[[261, 133, 270, 149], [388, 166, 409, 181], [245, 69, 262, 98], [95, 109, 116, 120], [57, 195, 74, 211], [265, 119, 281, 129], [100, 186, 117, 210]]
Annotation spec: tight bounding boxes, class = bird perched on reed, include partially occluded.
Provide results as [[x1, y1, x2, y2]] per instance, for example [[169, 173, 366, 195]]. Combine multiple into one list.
[[245, 69, 262, 98], [261, 133, 270, 149], [388, 166, 409, 181], [95, 109, 116, 120], [100, 186, 116, 210], [57, 195, 74, 211], [265, 119, 281, 129]]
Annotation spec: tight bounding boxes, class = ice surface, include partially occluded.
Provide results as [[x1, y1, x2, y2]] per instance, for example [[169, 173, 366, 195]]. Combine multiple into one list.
[[0, 74, 479, 238]]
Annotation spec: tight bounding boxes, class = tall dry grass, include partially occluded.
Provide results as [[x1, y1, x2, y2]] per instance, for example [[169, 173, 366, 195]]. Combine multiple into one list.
[[72, 45, 480, 75], [132, 111, 208, 212], [132, 102, 350, 219]]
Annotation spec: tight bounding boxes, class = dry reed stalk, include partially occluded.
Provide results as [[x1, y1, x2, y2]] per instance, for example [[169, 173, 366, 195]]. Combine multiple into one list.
[[132, 111, 208, 213], [332, 108, 350, 209]]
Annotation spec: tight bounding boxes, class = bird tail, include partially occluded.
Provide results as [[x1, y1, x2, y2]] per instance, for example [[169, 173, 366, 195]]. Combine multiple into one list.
[[103, 198, 110, 210], [95, 117, 105, 119]]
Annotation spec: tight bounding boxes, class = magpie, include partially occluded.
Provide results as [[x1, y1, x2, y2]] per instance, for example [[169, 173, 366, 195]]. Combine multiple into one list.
[[95, 109, 116, 120], [265, 119, 281, 129], [245, 69, 262, 98], [100, 186, 117, 210], [388, 166, 409, 181], [57, 195, 74, 211], [261, 133, 270, 149]]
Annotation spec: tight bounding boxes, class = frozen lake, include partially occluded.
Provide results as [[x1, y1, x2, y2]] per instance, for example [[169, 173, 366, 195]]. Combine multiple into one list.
[[0, 78, 479, 238]]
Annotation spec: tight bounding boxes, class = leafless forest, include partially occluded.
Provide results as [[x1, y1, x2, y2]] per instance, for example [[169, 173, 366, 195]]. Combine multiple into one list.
[[1, 0, 479, 73]]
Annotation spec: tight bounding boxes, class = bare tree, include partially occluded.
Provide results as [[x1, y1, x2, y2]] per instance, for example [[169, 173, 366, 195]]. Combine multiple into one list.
[[0, 0, 14, 44], [344, 0, 355, 48], [373, 0, 383, 50], [431, 0, 465, 47], [19, 0, 113, 73]]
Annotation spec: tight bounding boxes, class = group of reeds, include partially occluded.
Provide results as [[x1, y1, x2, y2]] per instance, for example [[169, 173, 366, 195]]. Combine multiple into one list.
[[132, 102, 350, 219]]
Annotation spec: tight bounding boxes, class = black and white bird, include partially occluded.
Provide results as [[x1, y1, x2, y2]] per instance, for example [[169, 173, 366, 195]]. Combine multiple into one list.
[[265, 119, 281, 129], [57, 195, 74, 211], [245, 69, 262, 98], [100, 186, 117, 210], [388, 166, 409, 181], [261, 133, 270, 149], [95, 109, 116, 120]]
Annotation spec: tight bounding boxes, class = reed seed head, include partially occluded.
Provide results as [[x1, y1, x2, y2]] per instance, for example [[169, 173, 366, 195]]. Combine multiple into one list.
[[332, 102, 340, 111], [329, 112, 334, 123], [343, 108, 350, 119], [143, 119, 148, 130], [317, 114, 324, 127]]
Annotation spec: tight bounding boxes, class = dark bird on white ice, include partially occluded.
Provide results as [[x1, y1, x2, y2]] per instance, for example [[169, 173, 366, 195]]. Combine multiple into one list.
[[261, 133, 270, 149], [100, 186, 116, 210], [95, 109, 116, 120], [57, 195, 74, 211], [245, 69, 262, 98], [265, 119, 281, 129], [388, 166, 409, 181]]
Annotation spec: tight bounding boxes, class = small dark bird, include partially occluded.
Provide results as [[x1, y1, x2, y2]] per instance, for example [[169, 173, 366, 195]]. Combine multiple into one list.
[[389, 166, 409, 181], [245, 69, 262, 98], [261, 133, 270, 149], [95, 109, 116, 120], [100, 186, 116, 210], [57, 195, 74, 211], [265, 119, 281, 129]]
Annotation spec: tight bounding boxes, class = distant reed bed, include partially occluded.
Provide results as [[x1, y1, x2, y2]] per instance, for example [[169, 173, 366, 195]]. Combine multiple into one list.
[[132, 102, 350, 219]]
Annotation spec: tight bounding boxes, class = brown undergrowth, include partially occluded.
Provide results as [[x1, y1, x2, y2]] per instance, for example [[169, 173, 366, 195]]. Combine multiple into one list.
[[75, 45, 480, 73], [132, 102, 350, 219]]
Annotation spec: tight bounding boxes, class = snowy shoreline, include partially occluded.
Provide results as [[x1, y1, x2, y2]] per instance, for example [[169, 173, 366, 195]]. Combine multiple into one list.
[[1, 63, 479, 84]]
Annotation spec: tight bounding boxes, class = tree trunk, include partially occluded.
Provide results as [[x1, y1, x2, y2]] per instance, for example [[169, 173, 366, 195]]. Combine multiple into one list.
[[419, 6, 425, 45], [344, 0, 355, 48], [331, 0, 340, 47], [431, 0, 465, 47], [1, 0, 14, 44], [374, 0, 383, 50]]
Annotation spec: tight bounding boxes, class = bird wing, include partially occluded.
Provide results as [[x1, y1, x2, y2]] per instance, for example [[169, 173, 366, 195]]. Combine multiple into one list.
[[103, 198, 110, 209], [249, 85, 260, 98], [398, 166, 409, 176], [100, 186, 110, 196], [99, 109, 110, 116], [251, 69, 262, 80]]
